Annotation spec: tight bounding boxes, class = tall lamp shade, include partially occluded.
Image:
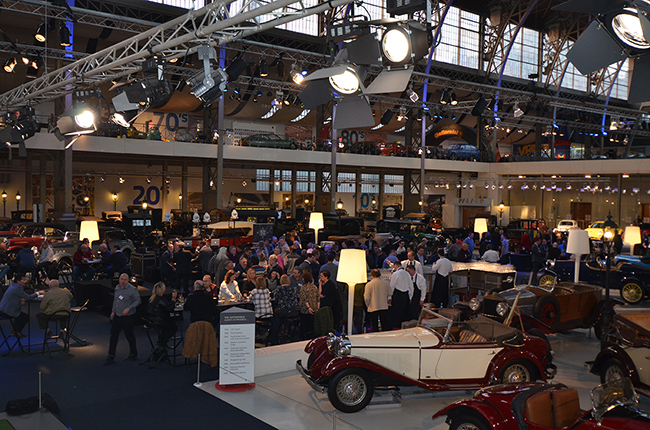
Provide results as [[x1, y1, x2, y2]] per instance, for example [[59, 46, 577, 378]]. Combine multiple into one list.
[[624, 226, 642, 255], [309, 212, 324, 246], [567, 229, 590, 283], [337, 249, 368, 336], [79, 220, 100, 244], [474, 218, 488, 236]]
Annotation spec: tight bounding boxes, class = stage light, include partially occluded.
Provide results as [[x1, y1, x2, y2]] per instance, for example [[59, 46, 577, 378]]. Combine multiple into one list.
[[35, 22, 48, 42], [187, 67, 228, 106], [611, 10, 650, 50], [290, 63, 305, 84], [59, 22, 71, 47], [439, 89, 449, 104], [380, 21, 430, 66], [226, 58, 247, 81], [109, 110, 143, 128], [449, 92, 458, 105], [407, 86, 419, 102], [3, 58, 17, 73], [472, 96, 488, 116], [57, 106, 97, 136], [396, 106, 408, 121], [329, 66, 364, 94], [513, 101, 524, 118], [380, 109, 394, 125], [259, 59, 269, 77]]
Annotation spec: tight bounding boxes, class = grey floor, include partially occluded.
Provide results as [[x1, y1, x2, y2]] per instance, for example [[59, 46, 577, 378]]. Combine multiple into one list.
[[199, 327, 611, 430]]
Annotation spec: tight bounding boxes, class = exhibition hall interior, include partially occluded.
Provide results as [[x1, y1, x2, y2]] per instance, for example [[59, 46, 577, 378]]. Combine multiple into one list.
[[1, 0, 650, 429]]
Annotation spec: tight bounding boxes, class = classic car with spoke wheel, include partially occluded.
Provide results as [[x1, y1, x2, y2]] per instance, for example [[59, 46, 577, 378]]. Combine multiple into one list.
[[296, 307, 555, 413], [433, 378, 650, 430], [465, 281, 609, 335], [589, 307, 650, 397]]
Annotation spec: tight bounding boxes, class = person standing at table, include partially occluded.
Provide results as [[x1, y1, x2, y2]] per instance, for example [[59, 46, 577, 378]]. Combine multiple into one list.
[[173, 243, 193, 295], [105, 273, 141, 363], [0, 271, 44, 338], [406, 264, 426, 320], [36, 279, 72, 334], [389, 261, 412, 329], [431, 248, 452, 308], [184, 280, 218, 324]]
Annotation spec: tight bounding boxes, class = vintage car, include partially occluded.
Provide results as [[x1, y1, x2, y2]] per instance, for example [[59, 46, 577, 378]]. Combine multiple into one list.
[[589, 308, 650, 397], [376, 219, 440, 243], [554, 219, 579, 234], [4, 223, 67, 266], [465, 282, 607, 335], [439, 143, 481, 161], [586, 220, 623, 241], [540, 256, 650, 305], [296, 308, 555, 413], [240, 133, 298, 150], [432, 378, 649, 430], [379, 142, 407, 156], [50, 227, 135, 271]]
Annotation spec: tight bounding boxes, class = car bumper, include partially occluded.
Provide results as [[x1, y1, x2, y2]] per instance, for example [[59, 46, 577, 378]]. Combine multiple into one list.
[[545, 363, 557, 380], [296, 359, 326, 394]]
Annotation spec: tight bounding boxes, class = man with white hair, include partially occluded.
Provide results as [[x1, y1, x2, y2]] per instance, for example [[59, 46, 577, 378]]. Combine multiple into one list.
[[37, 279, 73, 333]]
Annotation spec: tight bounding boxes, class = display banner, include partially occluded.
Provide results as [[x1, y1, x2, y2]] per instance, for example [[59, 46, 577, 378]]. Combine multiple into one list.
[[219, 307, 255, 385]]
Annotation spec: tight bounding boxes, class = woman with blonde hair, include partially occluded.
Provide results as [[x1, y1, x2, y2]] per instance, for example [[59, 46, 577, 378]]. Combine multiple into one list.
[[219, 269, 241, 301], [147, 282, 177, 350], [258, 251, 269, 269]]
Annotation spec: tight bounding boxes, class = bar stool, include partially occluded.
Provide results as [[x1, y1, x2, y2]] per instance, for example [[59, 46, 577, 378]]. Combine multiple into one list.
[[0, 314, 24, 356], [42, 310, 71, 356], [64, 299, 91, 349]]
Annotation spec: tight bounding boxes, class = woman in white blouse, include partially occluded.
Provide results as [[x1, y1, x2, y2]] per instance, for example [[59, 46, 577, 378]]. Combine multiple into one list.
[[219, 269, 242, 301]]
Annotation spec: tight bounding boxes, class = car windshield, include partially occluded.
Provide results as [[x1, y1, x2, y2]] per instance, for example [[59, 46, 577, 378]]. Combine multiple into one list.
[[590, 223, 604, 228], [559, 221, 573, 226], [590, 378, 637, 421]]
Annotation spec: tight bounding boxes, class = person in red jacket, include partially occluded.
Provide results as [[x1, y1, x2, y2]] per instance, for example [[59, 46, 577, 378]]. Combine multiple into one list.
[[73, 244, 96, 281]]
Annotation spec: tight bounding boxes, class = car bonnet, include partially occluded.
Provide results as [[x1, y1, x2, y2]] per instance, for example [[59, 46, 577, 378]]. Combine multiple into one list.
[[349, 326, 440, 349]]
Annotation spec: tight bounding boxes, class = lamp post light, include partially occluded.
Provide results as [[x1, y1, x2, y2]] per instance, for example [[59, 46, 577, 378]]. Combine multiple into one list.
[[15, 191, 21, 212], [178, 193, 182, 210], [498, 201, 505, 227], [83, 195, 90, 215], [601, 228, 614, 350], [1, 190, 6, 217], [336, 198, 344, 211], [111, 193, 118, 211], [371, 199, 376, 211]]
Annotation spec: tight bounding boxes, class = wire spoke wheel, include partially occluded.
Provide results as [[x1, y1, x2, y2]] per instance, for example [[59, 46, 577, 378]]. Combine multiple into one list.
[[501, 362, 532, 383], [336, 374, 367, 407], [621, 282, 643, 304], [539, 274, 556, 287]]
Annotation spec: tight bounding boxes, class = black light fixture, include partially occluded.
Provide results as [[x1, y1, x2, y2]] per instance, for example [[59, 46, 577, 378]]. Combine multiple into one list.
[[59, 22, 71, 47], [439, 89, 449, 105], [290, 63, 305, 84], [226, 57, 247, 81], [35, 21, 49, 42], [57, 105, 97, 136], [380, 21, 430, 67], [259, 59, 268, 77], [380, 109, 394, 125], [3, 57, 17, 73], [472, 96, 488, 116], [15, 191, 21, 211], [449, 92, 458, 106]]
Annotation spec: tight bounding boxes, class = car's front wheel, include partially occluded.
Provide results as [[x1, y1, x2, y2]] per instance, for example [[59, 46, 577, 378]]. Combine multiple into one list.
[[538, 273, 557, 288], [449, 414, 490, 430], [499, 360, 534, 383], [327, 368, 374, 413], [601, 358, 626, 385], [620, 280, 645, 305]]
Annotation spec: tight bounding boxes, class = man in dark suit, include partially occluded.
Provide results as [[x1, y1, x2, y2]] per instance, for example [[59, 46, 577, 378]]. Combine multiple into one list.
[[173, 244, 194, 294]]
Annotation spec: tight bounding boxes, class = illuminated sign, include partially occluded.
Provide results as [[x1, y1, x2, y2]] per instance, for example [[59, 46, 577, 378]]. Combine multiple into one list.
[[434, 129, 463, 139]]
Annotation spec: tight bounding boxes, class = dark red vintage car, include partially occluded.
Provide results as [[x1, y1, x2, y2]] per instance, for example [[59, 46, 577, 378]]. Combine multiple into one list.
[[5, 223, 66, 253], [432, 379, 649, 430], [297, 308, 554, 413]]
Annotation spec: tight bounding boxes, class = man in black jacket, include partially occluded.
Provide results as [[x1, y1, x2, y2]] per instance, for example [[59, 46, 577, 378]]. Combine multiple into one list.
[[183, 280, 217, 325], [530, 237, 546, 286], [173, 244, 194, 294]]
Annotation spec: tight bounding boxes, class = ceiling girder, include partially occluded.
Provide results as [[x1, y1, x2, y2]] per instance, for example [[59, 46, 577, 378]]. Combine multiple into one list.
[[0, 0, 353, 110]]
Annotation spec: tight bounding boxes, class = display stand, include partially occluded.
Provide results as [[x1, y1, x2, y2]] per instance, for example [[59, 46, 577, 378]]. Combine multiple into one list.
[[216, 307, 255, 392]]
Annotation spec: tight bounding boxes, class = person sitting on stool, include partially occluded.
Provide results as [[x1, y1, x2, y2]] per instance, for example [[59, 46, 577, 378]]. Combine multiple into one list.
[[36, 279, 72, 336], [147, 282, 177, 355], [0, 271, 45, 338]]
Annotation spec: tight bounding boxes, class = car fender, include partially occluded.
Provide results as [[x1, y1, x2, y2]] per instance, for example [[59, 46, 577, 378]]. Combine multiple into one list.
[[619, 275, 647, 290], [321, 356, 430, 389], [432, 402, 511, 430], [489, 348, 548, 382], [590, 346, 641, 386]]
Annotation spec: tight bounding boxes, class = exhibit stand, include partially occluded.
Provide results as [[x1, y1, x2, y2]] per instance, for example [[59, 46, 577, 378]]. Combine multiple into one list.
[[216, 307, 256, 392]]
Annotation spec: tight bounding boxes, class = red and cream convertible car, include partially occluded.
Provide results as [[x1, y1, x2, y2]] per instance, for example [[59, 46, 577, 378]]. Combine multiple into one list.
[[296, 307, 555, 413], [432, 379, 650, 430]]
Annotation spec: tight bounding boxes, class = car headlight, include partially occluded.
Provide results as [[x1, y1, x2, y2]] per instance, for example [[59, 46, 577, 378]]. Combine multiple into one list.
[[339, 337, 352, 356], [469, 297, 481, 311], [326, 333, 338, 355], [496, 302, 509, 317]]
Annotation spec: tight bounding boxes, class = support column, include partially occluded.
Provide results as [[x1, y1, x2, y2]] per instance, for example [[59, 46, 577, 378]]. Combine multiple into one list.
[[39, 155, 47, 218], [182, 162, 188, 212], [161, 161, 168, 215], [378, 172, 384, 217], [354, 170, 360, 215], [64, 145, 73, 214], [216, 83, 225, 210], [291, 167, 297, 218], [24, 159, 32, 211], [202, 160, 218, 211], [331, 106, 337, 213], [269, 168, 275, 208]]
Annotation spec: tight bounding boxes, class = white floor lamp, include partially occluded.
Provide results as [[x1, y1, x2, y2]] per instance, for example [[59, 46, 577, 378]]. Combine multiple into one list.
[[566, 229, 590, 283], [309, 212, 324, 247], [337, 249, 367, 336]]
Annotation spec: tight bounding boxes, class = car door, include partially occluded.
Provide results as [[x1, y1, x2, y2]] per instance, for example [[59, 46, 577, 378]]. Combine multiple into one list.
[[624, 347, 650, 387]]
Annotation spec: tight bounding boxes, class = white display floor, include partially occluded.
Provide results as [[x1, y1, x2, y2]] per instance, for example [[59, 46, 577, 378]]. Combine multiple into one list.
[[199, 328, 611, 430]]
